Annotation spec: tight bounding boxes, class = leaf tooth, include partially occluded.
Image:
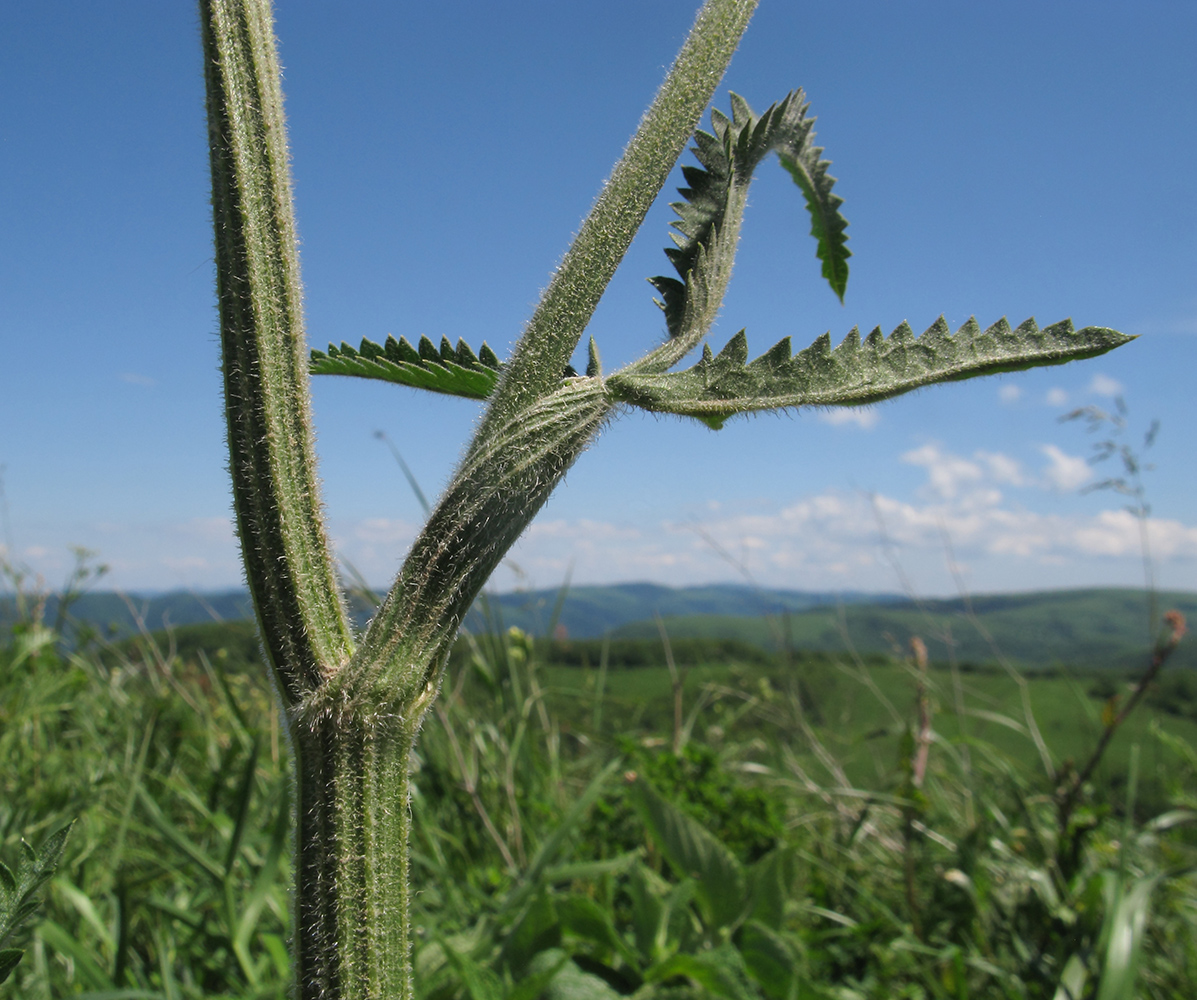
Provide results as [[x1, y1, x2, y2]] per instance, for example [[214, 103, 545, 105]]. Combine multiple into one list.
[[748, 336, 792, 373], [418, 335, 441, 364], [832, 325, 863, 362], [712, 330, 749, 367], [777, 90, 805, 129], [680, 164, 708, 191], [700, 342, 714, 365], [395, 336, 421, 364], [456, 338, 479, 367], [478, 343, 501, 370], [359, 337, 385, 360], [338, 341, 358, 358], [1014, 317, 1041, 338], [586, 337, 601, 377], [791, 331, 834, 373], [1041, 318, 1076, 339], [982, 317, 1013, 341], [439, 336, 456, 362], [310, 347, 328, 361], [886, 322, 915, 350], [950, 316, 982, 346], [648, 276, 686, 334], [918, 316, 952, 351], [691, 130, 725, 171], [734, 120, 754, 168], [864, 325, 885, 351], [383, 334, 403, 361], [729, 92, 754, 128], [709, 107, 731, 140]]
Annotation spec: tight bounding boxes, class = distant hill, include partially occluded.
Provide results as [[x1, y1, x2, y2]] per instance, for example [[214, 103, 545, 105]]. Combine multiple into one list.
[[462, 582, 901, 638], [0, 582, 898, 640], [0, 588, 255, 637], [611, 588, 1197, 673], [4, 582, 1192, 672]]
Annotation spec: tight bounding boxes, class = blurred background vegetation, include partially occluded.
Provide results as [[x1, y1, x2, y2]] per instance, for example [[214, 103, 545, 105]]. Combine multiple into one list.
[[2, 559, 1195, 998]]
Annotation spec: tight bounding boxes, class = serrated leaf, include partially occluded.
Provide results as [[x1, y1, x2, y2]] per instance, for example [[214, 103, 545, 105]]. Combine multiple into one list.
[[780, 147, 849, 302], [310, 334, 504, 399], [610, 317, 1134, 427], [626, 776, 747, 933]]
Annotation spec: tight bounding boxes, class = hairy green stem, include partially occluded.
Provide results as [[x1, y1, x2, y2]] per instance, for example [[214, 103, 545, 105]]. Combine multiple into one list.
[[478, 0, 759, 428], [347, 0, 763, 722], [203, 1, 761, 995], [336, 379, 614, 718], [201, 0, 352, 701], [294, 717, 414, 999]]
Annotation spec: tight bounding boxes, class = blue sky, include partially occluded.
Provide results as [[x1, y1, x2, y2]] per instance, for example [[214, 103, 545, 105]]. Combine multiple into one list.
[[3, 1, 1196, 598]]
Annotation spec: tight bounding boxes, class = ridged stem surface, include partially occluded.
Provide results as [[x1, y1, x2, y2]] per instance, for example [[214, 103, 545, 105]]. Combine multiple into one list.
[[201, 0, 353, 700], [295, 716, 414, 999]]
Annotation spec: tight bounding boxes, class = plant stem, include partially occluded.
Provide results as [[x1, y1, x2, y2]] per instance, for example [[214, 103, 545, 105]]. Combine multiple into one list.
[[482, 0, 759, 425], [201, 0, 352, 700], [202, 0, 760, 995], [294, 715, 415, 999], [1056, 610, 1187, 831]]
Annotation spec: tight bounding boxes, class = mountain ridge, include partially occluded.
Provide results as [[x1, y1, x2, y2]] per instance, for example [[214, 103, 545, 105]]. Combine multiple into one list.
[[4, 582, 1194, 673]]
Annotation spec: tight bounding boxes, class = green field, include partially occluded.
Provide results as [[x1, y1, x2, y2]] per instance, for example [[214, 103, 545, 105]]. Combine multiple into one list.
[[537, 654, 1197, 814], [3, 609, 1196, 998]]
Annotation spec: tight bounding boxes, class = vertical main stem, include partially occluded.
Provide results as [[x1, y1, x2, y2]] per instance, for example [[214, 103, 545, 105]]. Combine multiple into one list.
[[294, 715, 415, 1000]]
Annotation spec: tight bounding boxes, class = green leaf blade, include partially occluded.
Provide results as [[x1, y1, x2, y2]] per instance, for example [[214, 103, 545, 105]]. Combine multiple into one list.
[[610, 316, 1134, 425], [626, 776, 747, 933], [310, 335, 503, 399], [779, 148, 849, 302]]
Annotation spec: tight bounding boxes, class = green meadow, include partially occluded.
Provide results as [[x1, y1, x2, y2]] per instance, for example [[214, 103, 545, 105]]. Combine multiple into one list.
[[2, 595, 1196, 998]]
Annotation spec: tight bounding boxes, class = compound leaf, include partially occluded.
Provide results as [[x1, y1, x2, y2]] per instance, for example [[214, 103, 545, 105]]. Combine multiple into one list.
[[610, 317, 1134, 429]]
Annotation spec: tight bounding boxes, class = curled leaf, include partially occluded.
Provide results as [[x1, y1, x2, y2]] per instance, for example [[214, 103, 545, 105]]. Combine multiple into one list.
[[643, 90, 849, 375]]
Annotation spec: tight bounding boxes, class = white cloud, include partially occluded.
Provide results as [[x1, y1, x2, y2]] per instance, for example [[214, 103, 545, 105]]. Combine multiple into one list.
[[998, 384, 1023, 403], [1088, 373, 1124, 397], [13, 446, 1196, 598], [976, 451, 1026, 486], [901, 443, 984, 500], [817, 407, 880, 430], [1039, 445, 1091, 492], [1045, 387, 1069, 407], [491, 441, 1197, 594]]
